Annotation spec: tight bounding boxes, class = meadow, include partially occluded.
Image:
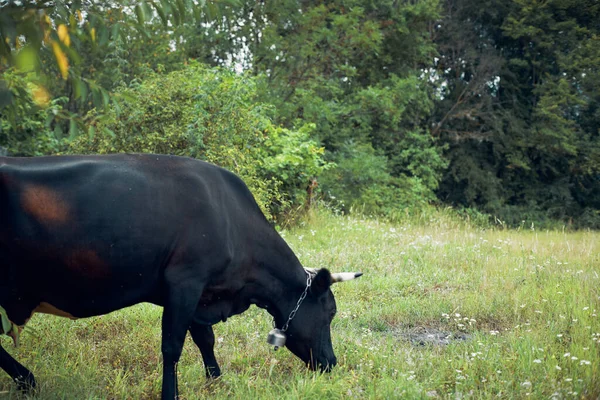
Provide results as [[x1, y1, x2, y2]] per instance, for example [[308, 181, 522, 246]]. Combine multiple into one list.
[[1, 210, 598, 399]]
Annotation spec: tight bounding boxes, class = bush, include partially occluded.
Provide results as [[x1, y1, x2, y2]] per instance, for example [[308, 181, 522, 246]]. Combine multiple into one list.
[[260, 123, 332, 212], [69, 63, 328, 220], [319, 141, 437, 219], [0, 69, 67, 156]]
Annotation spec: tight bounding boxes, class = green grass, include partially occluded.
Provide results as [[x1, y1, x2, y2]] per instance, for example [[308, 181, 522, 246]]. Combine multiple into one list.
[[1, 210, 599, 399]]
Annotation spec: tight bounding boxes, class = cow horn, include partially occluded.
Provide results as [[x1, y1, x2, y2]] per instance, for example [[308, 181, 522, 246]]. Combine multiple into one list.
[[331, 272, 363, 283]]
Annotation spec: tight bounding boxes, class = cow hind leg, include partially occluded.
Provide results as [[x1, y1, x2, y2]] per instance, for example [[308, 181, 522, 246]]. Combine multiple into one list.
[[0, 344, 36, 393], [160, 275, 206, 400], [189, 321, 221, 378]]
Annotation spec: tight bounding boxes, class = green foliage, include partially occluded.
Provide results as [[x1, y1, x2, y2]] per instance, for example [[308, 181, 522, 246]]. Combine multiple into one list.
[[243, 1, 446, 218], [0, 306, 12, 334], [69, 63, 328, 220], [434, 0, 600, 228], [320, 142, 437, 219], [0, 69, 66, 156], [0, 0, 239, 155], [2, 0, 599, 227], [349, 75, 447, 190], [261, 124, 332, 208]]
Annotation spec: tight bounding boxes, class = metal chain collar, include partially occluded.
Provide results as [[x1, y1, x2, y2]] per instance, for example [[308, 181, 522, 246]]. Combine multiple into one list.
[[276, 270, 313, 333]]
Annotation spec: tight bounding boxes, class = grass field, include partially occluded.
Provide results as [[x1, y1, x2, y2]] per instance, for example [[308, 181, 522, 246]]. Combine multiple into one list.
[[1, 211, 598, 399]]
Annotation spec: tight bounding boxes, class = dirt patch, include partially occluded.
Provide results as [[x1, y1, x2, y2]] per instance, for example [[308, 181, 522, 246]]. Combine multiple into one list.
[[397, 326, 471, 346]]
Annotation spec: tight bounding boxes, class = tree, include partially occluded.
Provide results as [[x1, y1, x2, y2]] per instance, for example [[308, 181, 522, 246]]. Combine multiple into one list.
[[434, 0, 600, 227], [191, 0, 447, 216], [0, 0, 234, 153]]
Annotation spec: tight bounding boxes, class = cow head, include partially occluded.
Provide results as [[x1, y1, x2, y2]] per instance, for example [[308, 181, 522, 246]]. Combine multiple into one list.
[[282, 268, 361, 372]]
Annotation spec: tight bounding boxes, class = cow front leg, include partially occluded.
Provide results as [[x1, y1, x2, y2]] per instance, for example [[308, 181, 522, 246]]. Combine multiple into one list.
[[160, 278, 205, 400], [0, 344, 36, 393], [189, 321, 221, 378]]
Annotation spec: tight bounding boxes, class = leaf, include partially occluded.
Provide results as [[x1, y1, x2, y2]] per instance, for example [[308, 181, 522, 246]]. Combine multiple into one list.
[[135, 4, 146, 24], [103, 127, 116, 138], [57, 24, 71, 47], [69, 118, 79, 139], [112, 98, 121, 115], [74, 78, 88, 102], [193, 6, 202, 23], [51, 40, 69, 79], [31, 84, 51, 107], [54, 125, 64, 139], [101, 89, 110, 107], [98, 25, 110, 46], [0, 307, 11, 334], [91, 86, 103, 107], [151, 1, 169, 27], [111, 23, 120, 40], [176, 0, 186, 21], [142, 3, 153, 23], [15, 45, 38, 72], [171, 5, 181, 25]]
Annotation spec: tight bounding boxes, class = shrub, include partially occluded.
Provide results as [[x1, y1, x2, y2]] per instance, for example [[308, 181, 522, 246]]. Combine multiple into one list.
[[260, 123, 332, 213], [69, 63, 328, 220], [320, 141, 437, 219], [0, 69, 67, 156]]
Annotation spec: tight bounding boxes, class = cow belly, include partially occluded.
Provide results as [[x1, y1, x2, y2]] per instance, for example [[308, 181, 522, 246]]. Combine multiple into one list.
[[33, 302, 77, 320]]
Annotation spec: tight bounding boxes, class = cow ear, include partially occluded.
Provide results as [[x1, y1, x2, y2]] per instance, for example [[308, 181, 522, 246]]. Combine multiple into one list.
[[310, 268, 333, 296]]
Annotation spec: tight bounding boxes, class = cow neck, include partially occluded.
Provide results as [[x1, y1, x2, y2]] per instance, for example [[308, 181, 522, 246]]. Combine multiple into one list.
[[249, 238, 309, 326], [254, 265, 308, 326], [274, 269, 312, 333]]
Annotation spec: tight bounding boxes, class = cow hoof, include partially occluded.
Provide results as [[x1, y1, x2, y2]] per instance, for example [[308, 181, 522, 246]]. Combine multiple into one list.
[[15, 374, 36, 393], [205, 366, 221, 379]]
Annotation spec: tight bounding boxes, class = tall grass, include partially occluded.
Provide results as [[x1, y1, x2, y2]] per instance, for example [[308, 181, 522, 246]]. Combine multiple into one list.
[[1, 210, 598, 399]]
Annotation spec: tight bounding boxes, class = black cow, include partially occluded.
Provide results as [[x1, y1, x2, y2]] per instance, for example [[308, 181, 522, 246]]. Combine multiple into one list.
[[0, 154, 361, 399]]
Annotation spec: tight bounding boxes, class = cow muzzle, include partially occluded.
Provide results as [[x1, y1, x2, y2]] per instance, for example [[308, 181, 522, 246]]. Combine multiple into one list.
[[310, 356, 337, 372]]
